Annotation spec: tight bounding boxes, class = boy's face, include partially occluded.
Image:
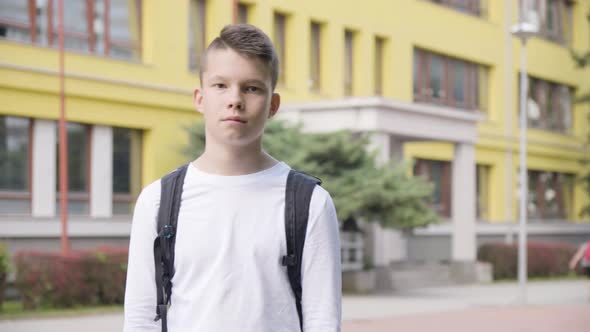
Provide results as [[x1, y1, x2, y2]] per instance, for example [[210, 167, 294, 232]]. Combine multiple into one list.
[[194, 48, 280, 148]]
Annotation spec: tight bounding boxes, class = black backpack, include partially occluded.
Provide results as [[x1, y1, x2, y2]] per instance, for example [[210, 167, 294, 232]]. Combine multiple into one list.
[[152, 163, 321, 332]]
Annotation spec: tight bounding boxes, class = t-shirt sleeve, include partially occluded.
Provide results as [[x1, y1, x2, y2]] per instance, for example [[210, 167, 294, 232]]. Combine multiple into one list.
[[123, 180, 161, 332], [301, 186, 342, 332]]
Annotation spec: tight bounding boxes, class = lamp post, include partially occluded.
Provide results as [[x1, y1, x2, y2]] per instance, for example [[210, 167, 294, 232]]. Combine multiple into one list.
[[57, 0, 70, 255], [511, 3, 538, 305]]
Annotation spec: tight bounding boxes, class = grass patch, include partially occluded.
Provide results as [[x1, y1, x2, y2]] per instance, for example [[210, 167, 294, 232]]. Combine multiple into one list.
[[0, 300, 123, 320]]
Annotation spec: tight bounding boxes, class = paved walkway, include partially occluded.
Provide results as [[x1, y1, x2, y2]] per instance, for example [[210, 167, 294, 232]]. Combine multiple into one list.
[[0, 280, 588, 332]]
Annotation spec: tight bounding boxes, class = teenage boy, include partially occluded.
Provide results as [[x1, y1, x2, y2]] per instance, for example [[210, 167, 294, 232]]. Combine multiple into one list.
[[123, 24, 342, 332]]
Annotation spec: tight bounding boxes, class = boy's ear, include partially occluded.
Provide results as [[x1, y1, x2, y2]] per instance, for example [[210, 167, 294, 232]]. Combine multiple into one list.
[[193, 87, 204, 114], [268, 92, 281, 118]]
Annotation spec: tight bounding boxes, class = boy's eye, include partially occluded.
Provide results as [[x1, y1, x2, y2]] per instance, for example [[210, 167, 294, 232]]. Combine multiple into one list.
[[245, 86, 260, 93], [213, 83, 226, 89]]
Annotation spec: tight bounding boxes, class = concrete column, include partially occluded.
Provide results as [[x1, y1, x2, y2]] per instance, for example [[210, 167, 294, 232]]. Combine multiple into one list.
[[90, 125, 113, 218], [451, 143, 476, 261], [369, 132, 391, 166], [366, 134, 409, 264], [32, 119, 56, 217], [365, 222, 387, 266], [388, 230, 407, 262], [389, 138, 404, 163]]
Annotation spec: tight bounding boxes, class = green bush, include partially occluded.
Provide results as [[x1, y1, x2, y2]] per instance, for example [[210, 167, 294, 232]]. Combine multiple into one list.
[[478, 242, 578, 280], [0, 243, 9, 311]]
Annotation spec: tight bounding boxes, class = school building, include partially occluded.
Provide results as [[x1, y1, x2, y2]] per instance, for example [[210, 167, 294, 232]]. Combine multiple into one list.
[[0, 0, 589, 273]]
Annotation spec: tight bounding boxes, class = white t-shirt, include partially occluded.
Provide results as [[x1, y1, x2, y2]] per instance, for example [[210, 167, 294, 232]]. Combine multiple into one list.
[[123, 162, 342, 332]]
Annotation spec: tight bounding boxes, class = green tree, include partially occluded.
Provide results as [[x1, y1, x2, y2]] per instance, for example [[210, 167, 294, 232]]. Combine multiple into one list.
[[184, 120, 440, 229]]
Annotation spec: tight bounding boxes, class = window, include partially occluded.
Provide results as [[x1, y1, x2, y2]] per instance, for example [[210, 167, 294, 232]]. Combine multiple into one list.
[[0, 1, 34, 43], [113, 127, 141, 215], [524, 76, 572, 133], [427, 0, 487, 18], [374, 37, 385, 95], [309, 22, 321, 92], [476, 165, 490, 220], [528, 170, 573, 220], [414, 48, 487, 111], [237, 3, 249, 24], [521, 0, 574, 45], [344, 29, 355, 96], [0, 0, 142, 60], [414, 159, 452, 217], [273, 12, 287, 86], [189, 0, 207, 71], [0, 116, 31, 214], [56, 123, 90, 215]]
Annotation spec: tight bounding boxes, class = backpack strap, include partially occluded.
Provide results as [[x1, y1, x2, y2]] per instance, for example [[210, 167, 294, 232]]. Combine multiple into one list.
[[153, 163, 189, 332], [282, 169, 322, 331]]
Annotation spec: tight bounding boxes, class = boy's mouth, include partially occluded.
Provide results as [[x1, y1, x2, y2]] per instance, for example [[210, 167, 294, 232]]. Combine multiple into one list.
[[222, 116, 247, 124]]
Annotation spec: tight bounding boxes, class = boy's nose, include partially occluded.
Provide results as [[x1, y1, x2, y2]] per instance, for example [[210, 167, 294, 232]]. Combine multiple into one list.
[[227, 89, 244, 110]]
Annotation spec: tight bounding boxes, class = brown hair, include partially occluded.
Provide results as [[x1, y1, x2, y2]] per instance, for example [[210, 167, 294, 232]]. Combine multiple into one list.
[[199, 24, 279, 90]]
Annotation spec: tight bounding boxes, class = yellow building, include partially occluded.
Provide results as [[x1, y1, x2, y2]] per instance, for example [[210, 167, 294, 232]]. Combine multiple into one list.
[[0, 0, 589, 262]]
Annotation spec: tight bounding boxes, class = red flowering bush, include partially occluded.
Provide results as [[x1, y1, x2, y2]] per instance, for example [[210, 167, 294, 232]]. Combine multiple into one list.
[[14, 247, 128, 309], [478, 242, 578, 280]]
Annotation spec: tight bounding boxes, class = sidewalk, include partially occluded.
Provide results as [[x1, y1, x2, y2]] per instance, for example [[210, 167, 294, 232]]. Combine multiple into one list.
[[0, 280, 587, 332]]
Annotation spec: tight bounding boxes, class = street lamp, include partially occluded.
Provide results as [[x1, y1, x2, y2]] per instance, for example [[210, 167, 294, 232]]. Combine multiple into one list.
[[511, 2, 539, 305]]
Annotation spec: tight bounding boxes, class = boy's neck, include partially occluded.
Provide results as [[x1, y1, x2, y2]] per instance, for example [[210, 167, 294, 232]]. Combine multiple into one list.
[[192, 141, 278, 176]]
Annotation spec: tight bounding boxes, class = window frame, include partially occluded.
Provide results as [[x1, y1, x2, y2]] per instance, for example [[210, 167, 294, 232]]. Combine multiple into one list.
[[414, 48, 483, 111], [0, 116, 33, 214], [374, 36, 385, 96], [273, 12, 287, 87], [237, 2, 249, 24], [55, 122, 92, 215], [309, 21, 322, 92], [414, 159, 452, 218], [426, 0, 484, 18], [188, 0, 207, 72], [344, 29, 355, 96], [0, 0, 143, 60], [528, 0, 574, 46], [525, 75, 573, 134], [527, 170, 573, 220]]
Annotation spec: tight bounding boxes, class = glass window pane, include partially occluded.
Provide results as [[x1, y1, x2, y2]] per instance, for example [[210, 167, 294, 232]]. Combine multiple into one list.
[[546, 0, 555, 32], [113, 127, 141, 215], [453, 61, 465, 103], [61, 0, 90, 52], [559, 86, 572, 132], [108, 0, 141, 59], [374, 37, 384, 95], [0, 116, 30, 191], [237, 3, 248, 24], [344, 30, 354, 96], [56, 123, 89, 215], [528, 170, 539, 218], [274, 13, 287, 86], [0, 0, 31, 42], [528, 170, 572, 219], [477, 66, 488, 112], [413, 50, 419, 95], [309, 22, 321, 91], [430, 55, 443, 99], [188, 0, 206, 71], [56, 123, 88, 192], [430, 161, 443, 205], [113, 127, 131, 194], [475, 165, 490, 220], [0, 116, 31, 215]]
